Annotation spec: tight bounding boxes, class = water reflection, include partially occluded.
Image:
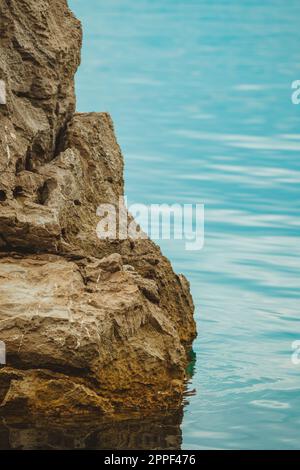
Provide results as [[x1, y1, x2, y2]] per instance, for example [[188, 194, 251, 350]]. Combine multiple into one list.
[[0, 411, 183, 450]]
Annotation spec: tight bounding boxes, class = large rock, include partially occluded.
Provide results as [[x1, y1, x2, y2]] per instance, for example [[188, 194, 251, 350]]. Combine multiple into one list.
[[0, 0, 196, 417]]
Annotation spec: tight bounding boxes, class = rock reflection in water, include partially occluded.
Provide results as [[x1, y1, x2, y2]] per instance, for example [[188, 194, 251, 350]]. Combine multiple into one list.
[[0, 411, 183, 450]]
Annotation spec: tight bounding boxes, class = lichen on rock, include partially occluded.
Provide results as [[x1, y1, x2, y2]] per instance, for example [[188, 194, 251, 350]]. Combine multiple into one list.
[[0, 0, 196, 417]]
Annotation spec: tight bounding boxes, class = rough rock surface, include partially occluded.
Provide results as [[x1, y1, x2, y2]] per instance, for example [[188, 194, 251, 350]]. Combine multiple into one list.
[[0, 0, 196, 417]]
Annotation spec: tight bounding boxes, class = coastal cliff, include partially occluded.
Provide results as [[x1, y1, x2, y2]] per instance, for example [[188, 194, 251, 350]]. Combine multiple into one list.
[[0, 0, 196, 417]]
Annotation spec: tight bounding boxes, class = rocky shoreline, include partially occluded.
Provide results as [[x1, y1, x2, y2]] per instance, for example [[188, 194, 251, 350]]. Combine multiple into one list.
[[0, 0, 196, 417]]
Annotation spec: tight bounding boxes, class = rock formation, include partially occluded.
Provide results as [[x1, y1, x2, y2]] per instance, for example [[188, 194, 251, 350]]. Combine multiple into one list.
[[0, 0, 196, 418]]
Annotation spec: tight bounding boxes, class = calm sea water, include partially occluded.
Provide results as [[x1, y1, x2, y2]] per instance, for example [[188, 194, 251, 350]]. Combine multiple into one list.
[[70, 0, 300, 450]]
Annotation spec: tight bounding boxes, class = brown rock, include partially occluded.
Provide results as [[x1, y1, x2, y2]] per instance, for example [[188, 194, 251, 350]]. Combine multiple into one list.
[[0, 0, 196, 417]]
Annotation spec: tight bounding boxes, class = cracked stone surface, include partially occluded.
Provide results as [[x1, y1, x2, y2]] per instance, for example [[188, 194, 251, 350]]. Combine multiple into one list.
[[0, 0, 196, 417]]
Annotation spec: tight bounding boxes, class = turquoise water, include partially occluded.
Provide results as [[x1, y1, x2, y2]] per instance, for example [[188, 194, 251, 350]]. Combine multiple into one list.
[[69, 0, 300, 450]]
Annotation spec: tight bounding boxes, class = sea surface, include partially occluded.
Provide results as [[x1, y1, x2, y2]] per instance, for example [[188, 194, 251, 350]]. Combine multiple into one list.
[[69, 0, 300, 450]]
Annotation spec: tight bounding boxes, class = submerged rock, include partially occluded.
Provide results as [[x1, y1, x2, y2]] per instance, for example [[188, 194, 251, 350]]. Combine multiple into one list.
[[0, 0, 196, 417]]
